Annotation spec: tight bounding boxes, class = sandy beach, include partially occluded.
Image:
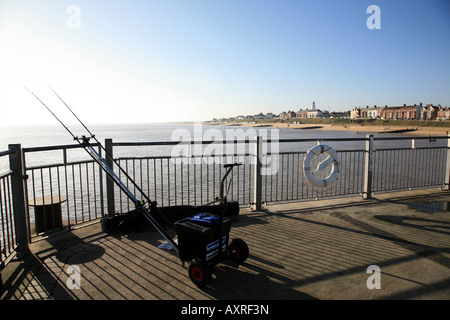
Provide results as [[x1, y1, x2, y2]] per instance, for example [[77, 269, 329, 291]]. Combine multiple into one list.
[[214, 122, 450, 136]]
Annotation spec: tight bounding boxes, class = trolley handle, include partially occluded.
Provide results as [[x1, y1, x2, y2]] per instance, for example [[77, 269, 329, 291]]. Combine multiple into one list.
[[223, 163, 242, 168]]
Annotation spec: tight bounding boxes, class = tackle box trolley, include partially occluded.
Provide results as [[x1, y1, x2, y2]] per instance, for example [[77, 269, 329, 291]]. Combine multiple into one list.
[[174, 213, 248, 287]]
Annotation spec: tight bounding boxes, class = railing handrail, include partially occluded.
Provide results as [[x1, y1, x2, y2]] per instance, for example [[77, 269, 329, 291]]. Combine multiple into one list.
[[16, 135, 449, 154], [0, 148, 14, 158], [22, 142, 101, 153], [110, 135, 449, 146]]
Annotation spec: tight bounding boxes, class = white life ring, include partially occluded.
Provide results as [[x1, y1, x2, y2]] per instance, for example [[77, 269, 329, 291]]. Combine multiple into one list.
[[303, 144, 339, 188]]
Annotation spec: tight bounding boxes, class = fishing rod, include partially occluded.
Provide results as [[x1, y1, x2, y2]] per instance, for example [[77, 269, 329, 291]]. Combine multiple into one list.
[[48, 87, 174, 226], [48, 87, 161, 211], [25, 87, 178, 251], [24, 87, 137, 203]]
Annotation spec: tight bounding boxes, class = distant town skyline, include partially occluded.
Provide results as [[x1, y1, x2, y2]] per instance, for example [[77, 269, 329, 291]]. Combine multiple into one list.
[[212, 102, 448, 122]]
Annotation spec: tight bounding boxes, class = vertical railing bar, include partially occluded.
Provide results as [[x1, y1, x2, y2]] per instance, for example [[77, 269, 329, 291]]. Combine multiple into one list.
[[174, 158, 177, 206], [296, 153, 300, 199], [193, 159, 197, 206], [86, 162, 91, 221], [432, 148, 438, 185], [206, 159, 210, 204], [97, 145, 104, 218], [0, 180, 6, 260], [48, 167, 56, 230], [72, 164, 77, 224], [160, 158, 164, 207], [153, 159, 157, 206], [281, 154, 284, 200], [118, 160, 122, 213], [6, 177, 14, 254], [7, 177, 14, 253], [78, 163, 84, 222], [2, 179, 11, 254], [39, 168, 47, 232], [139, 158, 143, 202], [146, 159, 150, 203], [30, 170, 36, 234], [56, 166, 62, 216], [383, 150, 388, 191], [420, 148, 426, 187], [236, 154, 239, 201], [92, 161, 98, 219], [291, 154, 295, 200], [199, 160, 202, 205], [131, 159, 136, 200], [405, 148, 410, 189], [181, 160, 184, 206], [167, 158, 171, 207], [406, 148, 412, 189], [421, 148, 426, 187], [21, 151, 32, 241], [0, 180, 5, 260]]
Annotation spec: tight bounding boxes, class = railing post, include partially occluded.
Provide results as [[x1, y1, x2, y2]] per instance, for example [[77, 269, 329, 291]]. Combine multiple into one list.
[[8, 144, 29, 257], [444, 133, 450, 190], [363, 135, 374, 199], [105, 139, 115, 215], [253, 136, 262, 210]]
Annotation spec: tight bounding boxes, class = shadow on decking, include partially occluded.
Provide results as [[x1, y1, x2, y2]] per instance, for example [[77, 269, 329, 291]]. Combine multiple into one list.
[[2, 189, 450, 300]]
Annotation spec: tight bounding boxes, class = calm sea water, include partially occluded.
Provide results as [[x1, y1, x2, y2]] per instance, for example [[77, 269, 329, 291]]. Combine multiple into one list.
[[0, 122, 446, 230], [0, 122, 443, 171]]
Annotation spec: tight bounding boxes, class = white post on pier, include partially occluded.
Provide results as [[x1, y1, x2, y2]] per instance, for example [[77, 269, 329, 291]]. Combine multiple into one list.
[[363, 135, 374, 199]]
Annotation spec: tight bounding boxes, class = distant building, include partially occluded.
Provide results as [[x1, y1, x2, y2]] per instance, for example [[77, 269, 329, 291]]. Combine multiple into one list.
[[286, 110, 296, 119], [296, 109, 308, 118], [329, 111, 348, 118], [265, 112, 276, 119], [254, 113, 265, 119], [307, 109, 323, 118], [379, 104, 423, 120], [360, 106, 379, 119], [367, 106, 380, 119], [420, 104, 439, 121], [350, 107, 361, 119], [380, 106, 398, 120], [437, 106, 450, 120], [398, 104, 422, 120]]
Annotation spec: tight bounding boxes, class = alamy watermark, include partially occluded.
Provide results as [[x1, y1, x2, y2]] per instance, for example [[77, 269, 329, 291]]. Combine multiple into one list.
[[66, 265, 81, 290], [170, 122, 280, 175], [366, 5, 381, 30], [366, 265, 381, 289], [67, 5, 81, 30]]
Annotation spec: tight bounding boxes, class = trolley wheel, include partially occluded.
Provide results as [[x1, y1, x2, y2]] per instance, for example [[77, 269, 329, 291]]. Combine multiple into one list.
[[228, 238, 249, 263], [188, 258, 212, 288]]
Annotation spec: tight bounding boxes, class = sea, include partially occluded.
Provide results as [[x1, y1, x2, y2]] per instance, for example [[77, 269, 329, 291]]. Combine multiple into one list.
[[0, 122, 445, 171], [0, 122, 447, 228]]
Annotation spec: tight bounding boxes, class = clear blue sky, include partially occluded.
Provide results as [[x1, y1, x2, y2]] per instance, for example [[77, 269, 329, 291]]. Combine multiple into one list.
[[1, 0, 449, 125]]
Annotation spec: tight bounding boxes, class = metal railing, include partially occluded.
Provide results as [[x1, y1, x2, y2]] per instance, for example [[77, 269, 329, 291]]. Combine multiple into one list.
[[0, 134, 448, 265], [107, 135, 450, 213], [0, 149, 16, 270], [1, 146, 28, 272], [21, 143, 106, 238]]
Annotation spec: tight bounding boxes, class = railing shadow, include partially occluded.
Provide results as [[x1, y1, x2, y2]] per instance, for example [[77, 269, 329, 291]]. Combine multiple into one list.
[[4, 190, 450, 300], [1, 252, 76, 300], [257, 195, 450, 299], [2, 227, 108, 300]]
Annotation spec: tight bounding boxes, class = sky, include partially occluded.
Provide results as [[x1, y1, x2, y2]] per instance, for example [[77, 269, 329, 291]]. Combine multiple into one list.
[[0, 0, 449, 125]]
